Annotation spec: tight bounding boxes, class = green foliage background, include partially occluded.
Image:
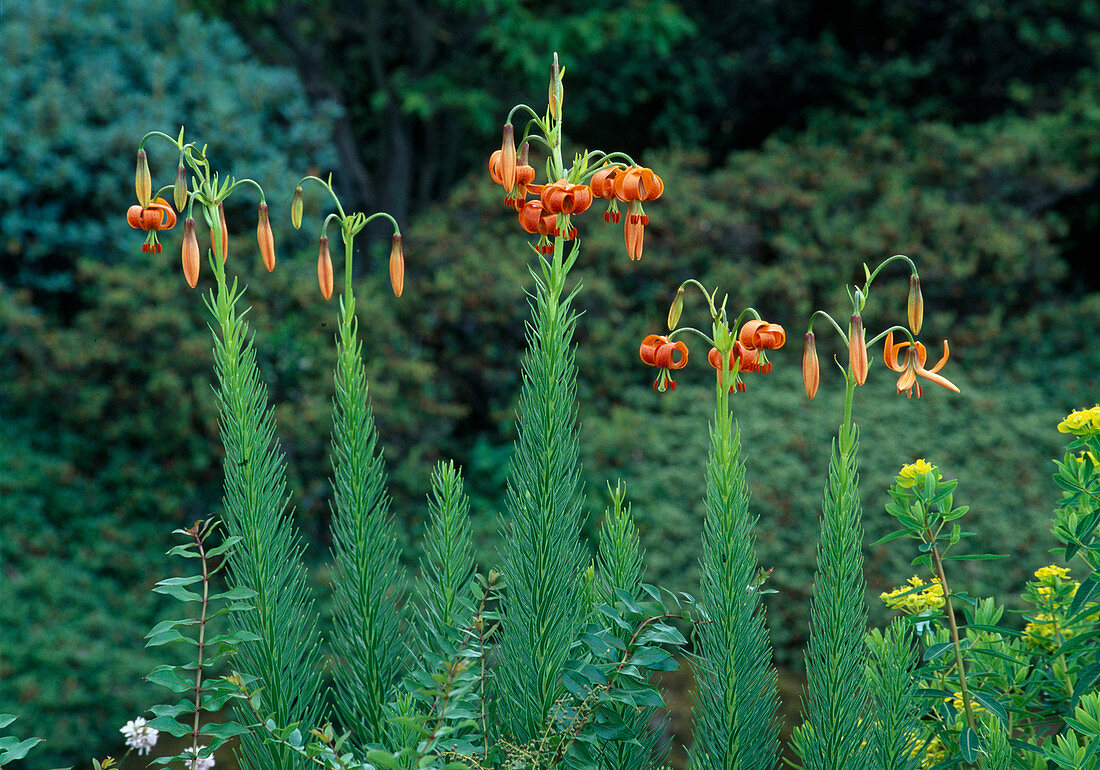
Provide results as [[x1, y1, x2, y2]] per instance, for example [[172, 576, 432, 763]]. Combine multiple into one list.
[[2, 0, 1099, 766]]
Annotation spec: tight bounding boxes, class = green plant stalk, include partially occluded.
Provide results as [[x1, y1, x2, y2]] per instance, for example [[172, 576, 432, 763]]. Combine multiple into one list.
[[689, 374, 781, 770], [795, 373, 871, 770], [928, 541, 977, 733], [327, 230, 408, 747], [191, 527, 210, 762], [206, 221, 324, 770], [496, 227, 587, 740]]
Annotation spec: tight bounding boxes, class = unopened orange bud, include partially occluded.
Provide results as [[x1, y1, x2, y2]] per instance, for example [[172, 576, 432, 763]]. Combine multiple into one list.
[[389, 233, 405, 298], [173, 163, 188, 211], [317, 235, 333, 300], [291, 186, 303, 229], [668, 287, 684, 330], [907, 274, 924, 334], [849, 314, 868, 385], [257, 204, 275, 272], [803, 332, 820, 399], [135, 149, 151, 207], [501, 124, 516, 194], [182, 218, 200, 289]]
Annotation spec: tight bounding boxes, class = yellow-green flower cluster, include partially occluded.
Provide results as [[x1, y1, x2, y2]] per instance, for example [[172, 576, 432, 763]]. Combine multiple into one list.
[[1032, 564, 1076, 601], [1024, 612, 1078, 651], [915, 734, 946, 769], [895, 459, 941, 489], [881, 576, 945, 614], [1058, 405, 1100, 436], [946, 692, 986, 716]]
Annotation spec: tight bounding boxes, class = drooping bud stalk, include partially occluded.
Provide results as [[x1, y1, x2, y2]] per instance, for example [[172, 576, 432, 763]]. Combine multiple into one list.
[[848, 314, 868, 385], [173, 162, 188, 211], [257, 203, 275, 272], [668, 287, 684, 330], [317, 235, 333, 300], [389, 234, 405, 298], [501, 124, 516, 194], [135, 150, 152, 207], [803, 332, 820, 399], [907, 274, 924, 334], [182, 218, 200, 289], [291, 186, 303, 229], [210, 202, 229, 263]]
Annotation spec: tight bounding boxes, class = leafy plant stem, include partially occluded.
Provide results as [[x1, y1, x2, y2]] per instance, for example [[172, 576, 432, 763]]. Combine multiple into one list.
[[191, 526, 211, 761], [929, 540, 977, 733]]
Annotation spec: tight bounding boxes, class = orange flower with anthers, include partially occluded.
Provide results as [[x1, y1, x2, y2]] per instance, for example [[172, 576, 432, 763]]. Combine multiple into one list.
[[883, 331, 960, 398], [518, 200, 558, 254], [127, 197, 176, 253], [590, 166, 624, 223], [640, 334, 688, 391], [490, 150, 536, 210], [611, 166, 663, 261]]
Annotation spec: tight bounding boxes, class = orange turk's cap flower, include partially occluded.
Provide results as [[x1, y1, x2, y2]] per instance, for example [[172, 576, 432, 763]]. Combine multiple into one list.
[[257, 204, 276, 272], [135, 149, 151, 207], [128, 198, 176, 231], [738, 320, 765, 349], [614, 166, 664, 202], [317, 236, 333, 300], [908, 274, 924, 334], [803, 332, 820, 399], [389, 234, 405, 298], [173, 163, 188, 211], [182, 218, 200, 289], [291, 186, 304, 229], [849, 314, 868, 385], [501, 124, 516, 193], [883, 331, 960, 398], [739, 321, 786, 350], [519, 200, 545, 234], [623, 201, 645, 260], [654, 340, 688, 369], [590, 166, 621, 199], [639, 334, 666, 366]]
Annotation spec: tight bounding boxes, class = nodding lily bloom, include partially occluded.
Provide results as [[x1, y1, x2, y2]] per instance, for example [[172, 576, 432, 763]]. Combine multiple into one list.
[[540, 180, 592, 240], [640, 333, 688, 391], [736, 319, 786, 373], [490, 150, 535, 210], [590, 165, 623, 223], [613, 166, 664, 203], [518, 200, 558, 254], [883, 331, 960, 398], [127, 197, 176, 253]]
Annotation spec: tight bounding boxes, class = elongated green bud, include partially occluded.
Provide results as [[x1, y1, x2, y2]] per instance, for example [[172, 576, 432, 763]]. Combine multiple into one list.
[[907, 274, 923, 334], [173, 162, 188, 211], [291, 186, 304, 229], [668, 287, 684, 330], [135, 149, 151, 207]]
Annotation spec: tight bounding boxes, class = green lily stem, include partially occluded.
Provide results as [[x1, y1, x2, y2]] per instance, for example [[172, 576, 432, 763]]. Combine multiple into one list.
[[191, 527, 210, 763], [928, 539, 978, 736]]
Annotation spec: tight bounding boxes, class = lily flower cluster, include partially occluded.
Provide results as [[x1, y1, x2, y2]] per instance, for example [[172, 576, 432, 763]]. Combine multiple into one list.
[[127, 130, 277, 288], [489, 55, 663, 261], [802, 257, 959, 399], [640, 279, 785, 393]]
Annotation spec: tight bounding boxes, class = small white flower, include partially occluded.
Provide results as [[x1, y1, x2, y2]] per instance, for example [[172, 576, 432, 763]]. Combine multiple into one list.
[[183, 745, 215, 770], [119, 716, 159, 756]]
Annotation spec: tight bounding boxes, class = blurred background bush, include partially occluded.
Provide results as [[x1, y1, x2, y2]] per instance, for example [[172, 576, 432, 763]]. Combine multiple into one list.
[[2, 0, 1098, 766]]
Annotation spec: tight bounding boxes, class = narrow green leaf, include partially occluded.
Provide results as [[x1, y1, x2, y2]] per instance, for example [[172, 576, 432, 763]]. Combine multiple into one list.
[[959, 727, 978, 762]]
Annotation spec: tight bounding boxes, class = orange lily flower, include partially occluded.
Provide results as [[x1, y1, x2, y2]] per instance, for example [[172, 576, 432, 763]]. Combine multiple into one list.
[[518, 200, 558, 254], [736, 320, 786, 373], [490, 150, 536, 210], [613, 166, 664, 203], [883, 331, 960, 398], [590, 165, 623, 223], [127, 197, 176, 253], [640, 333, 688, 391]]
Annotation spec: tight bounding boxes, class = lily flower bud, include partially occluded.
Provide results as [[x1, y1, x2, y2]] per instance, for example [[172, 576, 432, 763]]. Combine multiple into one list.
[[389, 234, 405, 297], [257, 204, 276, 272], [291, 186, 303, 229], [548, 59, 563, 120], [849, 314, 868, 385], [668, 287, 684, 330], [317, 235, 333, 300], [519, 141, 529, 167], [907, 274, 924, 334], [210, 202, 229, 263], [501, 124, 516, 193], [173, 163, 188, 211], [803, 332, 820, 399], [182, 218, 200, 289], [135, 150, 152, 207]]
